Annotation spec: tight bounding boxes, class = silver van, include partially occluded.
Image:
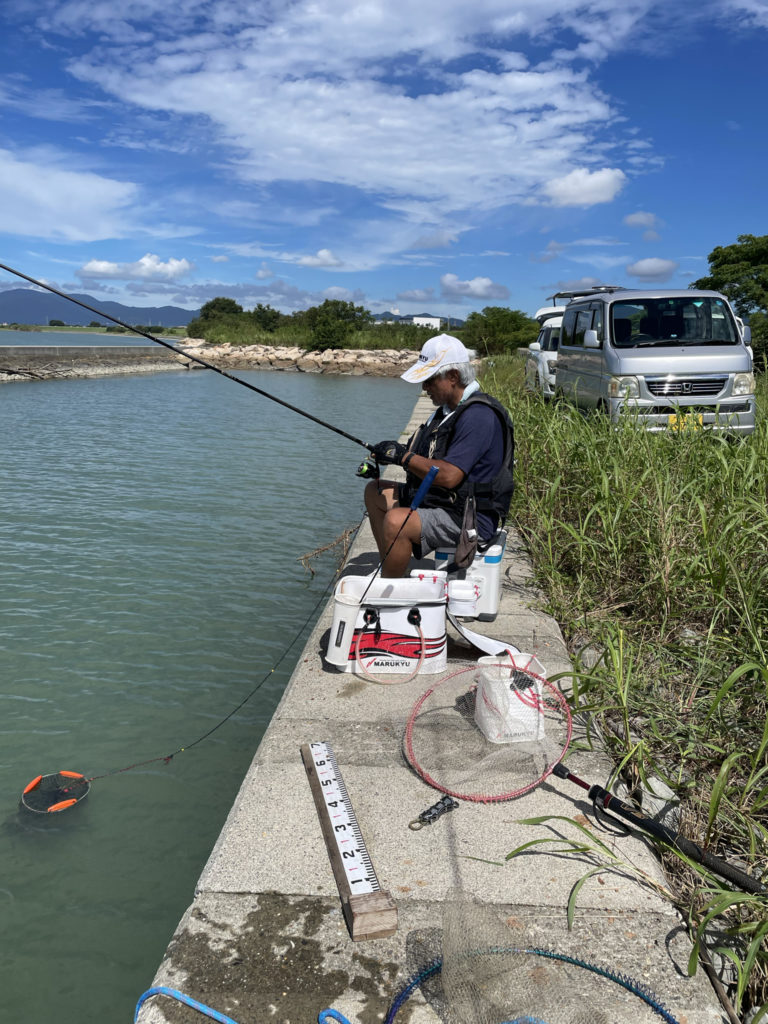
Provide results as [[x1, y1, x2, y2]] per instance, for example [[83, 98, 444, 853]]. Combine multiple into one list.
[[554, 287, 755, 433]]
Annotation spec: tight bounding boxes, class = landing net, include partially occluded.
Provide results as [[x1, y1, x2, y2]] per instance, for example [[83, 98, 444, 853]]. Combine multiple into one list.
[[21, 771, 90, 814], [437, 893, 679, 1024], [403, 657, 571, 803]]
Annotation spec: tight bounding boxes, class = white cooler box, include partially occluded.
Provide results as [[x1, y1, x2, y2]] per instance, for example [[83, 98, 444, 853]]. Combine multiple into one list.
[[326, 573, 447, 674]]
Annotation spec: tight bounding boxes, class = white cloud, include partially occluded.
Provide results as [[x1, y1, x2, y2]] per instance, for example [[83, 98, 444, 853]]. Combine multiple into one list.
[[0, 147, 137, 241], [397, 287, 435, 302], [297, 248, 343, 268], [79, 253, 194, 281], [440, 273, 510, 300], [533, 240, 565, 263], [724, 0, 768, 29], [542, 168, 627, 206], [211, 254, 229, 263], [255, 263, 273, 279], [626, 257, 679, 282], [624, 210, 663, 241], [624, 211, 657, 229]]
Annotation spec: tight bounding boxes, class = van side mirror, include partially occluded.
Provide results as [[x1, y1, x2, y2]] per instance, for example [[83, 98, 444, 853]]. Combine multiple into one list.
[[742, 325, 752, 344], [528, 341, 541, 351], [584, 329, 600, 349]]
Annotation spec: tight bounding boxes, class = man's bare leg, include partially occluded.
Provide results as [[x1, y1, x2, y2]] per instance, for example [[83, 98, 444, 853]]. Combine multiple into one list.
[[364, 480, 421, 577], [364, 479, 400, 553]]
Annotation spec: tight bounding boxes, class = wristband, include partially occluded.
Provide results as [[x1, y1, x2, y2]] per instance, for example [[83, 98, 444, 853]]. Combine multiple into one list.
[[402, 451, 415, 470]]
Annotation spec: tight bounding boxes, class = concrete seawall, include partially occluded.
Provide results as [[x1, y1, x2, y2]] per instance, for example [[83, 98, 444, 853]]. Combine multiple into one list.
[[135, 395, 725, 1024], [0, 345, 185, 380]]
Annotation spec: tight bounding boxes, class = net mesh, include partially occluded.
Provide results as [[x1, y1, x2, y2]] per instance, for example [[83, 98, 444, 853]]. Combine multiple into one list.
[[21, 771, 90, 813], [428, 893, 674, 1024], [403, 658, 571, 802]]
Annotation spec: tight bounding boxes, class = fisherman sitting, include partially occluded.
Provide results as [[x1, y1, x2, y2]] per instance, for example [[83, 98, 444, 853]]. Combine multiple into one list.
[[365, 334, 514, 578]]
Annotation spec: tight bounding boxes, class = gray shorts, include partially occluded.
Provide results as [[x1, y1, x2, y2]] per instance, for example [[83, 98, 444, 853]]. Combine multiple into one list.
[[415, 505, 461, 557]]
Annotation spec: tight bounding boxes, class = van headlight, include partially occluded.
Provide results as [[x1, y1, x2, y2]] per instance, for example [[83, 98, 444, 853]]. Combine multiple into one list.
[[733, 372, 755, 396], [608, 376, 640, 399]]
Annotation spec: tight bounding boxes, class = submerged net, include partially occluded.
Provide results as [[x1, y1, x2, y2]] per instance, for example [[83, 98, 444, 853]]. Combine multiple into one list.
[[403, 657, 571, 802], [21, 771, 90, 813]]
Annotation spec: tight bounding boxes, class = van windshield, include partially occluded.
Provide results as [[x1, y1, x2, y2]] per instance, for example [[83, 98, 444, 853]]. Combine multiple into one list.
[[610, 297, 740, 348]]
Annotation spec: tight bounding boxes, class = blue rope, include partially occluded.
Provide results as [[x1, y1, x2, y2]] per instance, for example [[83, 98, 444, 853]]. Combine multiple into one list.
[[383, 948, 680, 1024], [318, 1011, 354, 1024], [134, 986, 243, 1024]]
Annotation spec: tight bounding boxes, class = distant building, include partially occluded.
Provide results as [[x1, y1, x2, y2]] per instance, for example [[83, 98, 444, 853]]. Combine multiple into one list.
[[412, 316, 442, 330]]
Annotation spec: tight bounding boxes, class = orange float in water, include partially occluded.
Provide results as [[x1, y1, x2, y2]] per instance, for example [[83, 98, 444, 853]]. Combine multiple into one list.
[[47, 798, 78, 813], [22, 775, 43, 795]]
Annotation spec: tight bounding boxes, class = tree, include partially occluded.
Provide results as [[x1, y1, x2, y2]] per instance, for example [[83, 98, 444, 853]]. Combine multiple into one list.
[[199, 297, 244, 320], [251, 303, 282, 332], [692, 234, 768, 364], [301, 299, 372, 349], [49, 319, 65, 327], [462, 306, 538, 354]]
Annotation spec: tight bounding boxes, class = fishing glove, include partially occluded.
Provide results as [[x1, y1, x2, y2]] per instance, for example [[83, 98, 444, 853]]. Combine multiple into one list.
[[371, 440, 408, 466]]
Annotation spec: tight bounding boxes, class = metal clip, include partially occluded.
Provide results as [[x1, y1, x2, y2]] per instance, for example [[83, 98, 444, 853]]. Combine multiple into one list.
[[409, 795, 459, 830]]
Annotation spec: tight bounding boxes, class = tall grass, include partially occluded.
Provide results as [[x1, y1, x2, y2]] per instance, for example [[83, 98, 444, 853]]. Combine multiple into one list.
[[482, 356, 768, 1019]]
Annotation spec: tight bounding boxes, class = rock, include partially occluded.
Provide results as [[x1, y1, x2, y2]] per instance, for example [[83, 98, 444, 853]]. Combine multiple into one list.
[[174, 343, 423, 377]]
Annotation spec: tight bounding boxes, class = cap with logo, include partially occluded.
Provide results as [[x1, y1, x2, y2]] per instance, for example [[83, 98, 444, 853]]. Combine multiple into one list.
[[400, 334, 472, 383]]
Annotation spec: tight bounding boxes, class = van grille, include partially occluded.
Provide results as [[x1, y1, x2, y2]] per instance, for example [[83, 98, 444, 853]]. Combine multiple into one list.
[[646, 375, 728, 398]]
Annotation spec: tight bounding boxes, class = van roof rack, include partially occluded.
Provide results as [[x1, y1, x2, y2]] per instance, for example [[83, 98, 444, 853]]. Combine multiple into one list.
[[549, 285, 622, 301]]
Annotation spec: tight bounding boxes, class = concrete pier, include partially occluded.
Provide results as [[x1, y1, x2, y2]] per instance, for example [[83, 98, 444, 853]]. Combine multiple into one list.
[[135, 395, 725, 1024]]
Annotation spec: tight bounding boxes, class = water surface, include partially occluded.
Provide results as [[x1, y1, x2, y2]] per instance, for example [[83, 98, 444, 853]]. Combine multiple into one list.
[[0, 367, 416, 1023]]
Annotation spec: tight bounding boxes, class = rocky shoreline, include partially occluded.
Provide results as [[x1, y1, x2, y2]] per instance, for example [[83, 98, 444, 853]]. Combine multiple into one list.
[[179, 338, 420, 376], [0, 339, 422, 381]]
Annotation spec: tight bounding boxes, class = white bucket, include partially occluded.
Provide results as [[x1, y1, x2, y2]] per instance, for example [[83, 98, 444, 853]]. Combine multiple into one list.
[[327, 574, 447, 674], [474, 653, 546, 743]]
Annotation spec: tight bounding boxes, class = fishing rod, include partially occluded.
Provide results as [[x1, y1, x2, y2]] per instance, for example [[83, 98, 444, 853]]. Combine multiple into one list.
[[552, 763, 765, 895], [0, 262, 375, 452]]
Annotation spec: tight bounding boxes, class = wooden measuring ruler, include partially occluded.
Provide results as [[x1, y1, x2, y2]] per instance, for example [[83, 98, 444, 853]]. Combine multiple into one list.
[[301, 741, 397, 941]]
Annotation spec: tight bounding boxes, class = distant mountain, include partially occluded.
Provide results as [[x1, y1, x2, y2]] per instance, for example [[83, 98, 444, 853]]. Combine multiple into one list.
[[0, 288, 199, 328]]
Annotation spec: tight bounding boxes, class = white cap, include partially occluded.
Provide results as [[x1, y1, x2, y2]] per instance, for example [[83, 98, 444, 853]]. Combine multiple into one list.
[[400, 334, 471, 383]]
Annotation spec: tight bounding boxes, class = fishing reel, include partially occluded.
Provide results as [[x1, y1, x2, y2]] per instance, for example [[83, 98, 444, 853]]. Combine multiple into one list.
[[356, 457, 379, 479]]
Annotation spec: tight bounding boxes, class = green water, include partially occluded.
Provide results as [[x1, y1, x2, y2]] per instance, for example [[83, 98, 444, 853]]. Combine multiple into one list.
[[0, 367, 416, 1023]]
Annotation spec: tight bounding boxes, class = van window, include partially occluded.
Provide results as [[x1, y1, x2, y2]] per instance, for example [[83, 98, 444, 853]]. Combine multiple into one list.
[[573, 309, 593, 346], [561, 307, 583, 346], [611, 297, 740, 347], [591, 304, 604, 340]]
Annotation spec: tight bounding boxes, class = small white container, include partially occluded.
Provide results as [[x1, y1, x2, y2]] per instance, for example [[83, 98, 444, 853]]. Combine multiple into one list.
[[474, 653, 546, 743], [433, 529, 508, 621], [447, 578, 479, 617]]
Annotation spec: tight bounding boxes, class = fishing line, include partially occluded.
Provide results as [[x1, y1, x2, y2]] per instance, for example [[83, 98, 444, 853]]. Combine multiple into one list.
[[0, 262, 375, 452], [20, 557, 343, 814]]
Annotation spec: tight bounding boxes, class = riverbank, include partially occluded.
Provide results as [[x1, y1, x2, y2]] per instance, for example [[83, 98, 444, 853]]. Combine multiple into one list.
[[135, 394, 725, 1024], [0, 340, 421, 382]]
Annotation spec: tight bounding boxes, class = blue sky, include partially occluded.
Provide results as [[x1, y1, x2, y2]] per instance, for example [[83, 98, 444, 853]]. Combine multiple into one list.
[[0, 0, 766, 320]]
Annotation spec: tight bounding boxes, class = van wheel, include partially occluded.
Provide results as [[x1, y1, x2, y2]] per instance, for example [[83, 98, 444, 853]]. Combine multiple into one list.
[[597, 400, 609, 416]]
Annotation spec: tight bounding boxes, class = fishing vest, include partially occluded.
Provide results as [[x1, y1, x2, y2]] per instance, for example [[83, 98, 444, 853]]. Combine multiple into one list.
[[404, 392, 515, 524]]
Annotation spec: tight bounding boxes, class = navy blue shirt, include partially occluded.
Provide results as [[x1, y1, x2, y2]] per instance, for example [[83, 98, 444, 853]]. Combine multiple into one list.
[[441, 403, 504, 539]]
